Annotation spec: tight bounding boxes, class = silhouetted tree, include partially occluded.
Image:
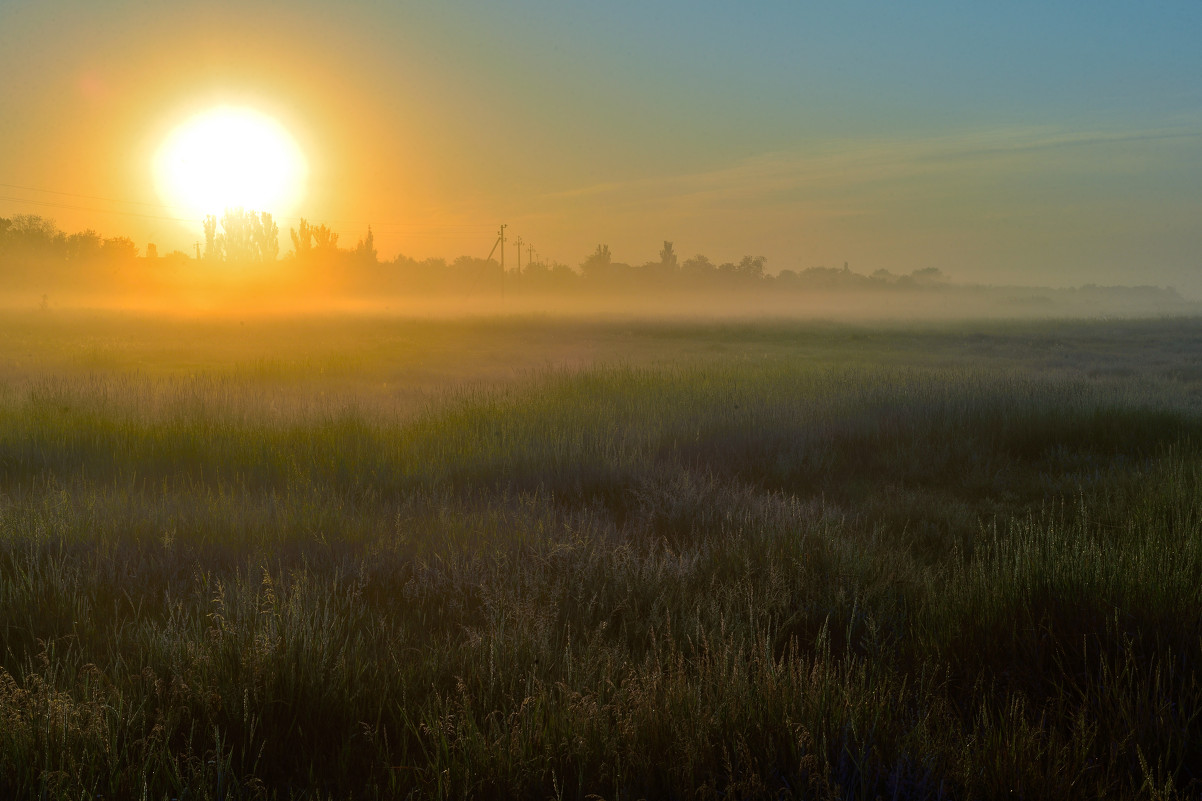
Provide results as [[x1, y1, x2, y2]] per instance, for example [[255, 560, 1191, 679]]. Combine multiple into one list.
[[65, 230, 102, 262], [101, 236, 138, 262], [910, 267, 947, 285], [291, 219, 339, 258], [256, 213, 280, 263], [203, 215, 220, 261], [799, 265, 867, 288], [218, 209, 256, 263], [355, 225, 377, 264], [580, 244, 612, 279], [682, 254, 715, 276], [659, 241, 678, 272], [223, 209, 256, 262], [313, 224, 338, 253], [12, 214, 60, 244], [3, 215, 65, 255], [206, 209, 279, 264], [291, 219, 314, 259], [737, 255, 766, 278]]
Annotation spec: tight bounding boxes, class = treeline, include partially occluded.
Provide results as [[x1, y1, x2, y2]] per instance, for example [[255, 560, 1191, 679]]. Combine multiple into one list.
[[0, 214, 146, 291], [0, 210, 960, 297], [369, 244, 954, 296], [1, 211, 1187, 315]]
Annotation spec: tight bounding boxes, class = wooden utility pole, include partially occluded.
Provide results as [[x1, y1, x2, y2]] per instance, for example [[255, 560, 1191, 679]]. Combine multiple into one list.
[[499, 224, 507, 296], [514, 235, 524, 275]]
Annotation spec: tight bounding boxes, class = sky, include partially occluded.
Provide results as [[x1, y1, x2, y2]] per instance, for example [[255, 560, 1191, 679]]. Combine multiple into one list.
[[1, 1, 1200, 293]]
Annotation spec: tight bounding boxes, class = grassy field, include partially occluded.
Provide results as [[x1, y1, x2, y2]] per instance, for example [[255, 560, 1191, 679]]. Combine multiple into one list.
[[2, 311, 1202, 799]]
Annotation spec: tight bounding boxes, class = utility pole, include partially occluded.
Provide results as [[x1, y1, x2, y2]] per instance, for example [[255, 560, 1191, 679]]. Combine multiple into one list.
[[514, 235, 523, 275], [499, 224, 507, 297], [527, 244, 535, 266]]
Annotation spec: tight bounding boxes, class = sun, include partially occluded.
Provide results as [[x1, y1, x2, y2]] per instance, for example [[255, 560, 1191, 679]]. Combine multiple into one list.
[[154, 106, 307, 218]]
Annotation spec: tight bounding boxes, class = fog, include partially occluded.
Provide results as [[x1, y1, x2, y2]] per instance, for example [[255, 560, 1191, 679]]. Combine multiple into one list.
[[2, 211, 1194, 322]]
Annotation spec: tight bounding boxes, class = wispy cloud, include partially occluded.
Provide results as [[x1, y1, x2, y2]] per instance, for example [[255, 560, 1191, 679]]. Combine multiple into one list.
[[540, 122, 1202, 215]]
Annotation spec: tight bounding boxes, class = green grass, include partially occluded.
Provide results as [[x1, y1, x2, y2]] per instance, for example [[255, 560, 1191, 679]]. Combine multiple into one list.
[[2, 313, 1202, 799]]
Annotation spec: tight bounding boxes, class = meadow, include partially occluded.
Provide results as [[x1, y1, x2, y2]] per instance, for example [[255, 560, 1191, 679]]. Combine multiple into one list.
[[1, 311, 1201, 799]]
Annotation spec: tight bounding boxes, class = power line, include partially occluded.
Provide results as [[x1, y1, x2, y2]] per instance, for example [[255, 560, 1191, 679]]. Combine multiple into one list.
[[0, 194, 200, 223], [0, 182, 188, 211], [1, 180, 499, 232], [0, 180, 505, 251]]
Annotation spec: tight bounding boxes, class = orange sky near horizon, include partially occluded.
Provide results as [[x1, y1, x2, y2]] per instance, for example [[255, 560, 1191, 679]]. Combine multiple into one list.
[[2, 2, 1201, 294], [0, 6, 480, 256]]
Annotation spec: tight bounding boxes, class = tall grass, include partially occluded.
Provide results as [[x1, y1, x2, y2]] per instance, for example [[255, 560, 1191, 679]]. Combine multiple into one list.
[[1, 315, 1201, 798]]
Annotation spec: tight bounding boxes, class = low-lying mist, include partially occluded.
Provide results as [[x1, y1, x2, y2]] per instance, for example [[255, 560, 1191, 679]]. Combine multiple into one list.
[[2, 212, 1193, 321]]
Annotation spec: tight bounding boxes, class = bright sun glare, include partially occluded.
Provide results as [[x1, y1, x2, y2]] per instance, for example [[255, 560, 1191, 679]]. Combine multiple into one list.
[[154, 106, 307, 218]]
